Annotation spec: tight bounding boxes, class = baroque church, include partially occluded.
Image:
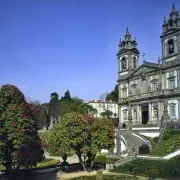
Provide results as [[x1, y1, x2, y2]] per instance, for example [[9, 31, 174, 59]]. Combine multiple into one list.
[[117, 4, 180, 127]]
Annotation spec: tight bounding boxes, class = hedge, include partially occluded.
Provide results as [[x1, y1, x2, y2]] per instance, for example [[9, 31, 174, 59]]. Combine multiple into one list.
[[35, 159, 60, 169], [94, 155, 119, 164], [0, 159, 60, 172], [110, 155, 180, 178], [70, 175, 138, 180]]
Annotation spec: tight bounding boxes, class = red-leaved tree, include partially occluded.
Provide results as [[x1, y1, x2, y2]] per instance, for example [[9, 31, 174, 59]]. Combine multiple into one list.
[[60, 112, 115, 171], [0, 84, 44, 173]]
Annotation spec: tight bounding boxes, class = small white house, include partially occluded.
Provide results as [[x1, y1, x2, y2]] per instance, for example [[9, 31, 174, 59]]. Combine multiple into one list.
[[87, 100, 118, 118]]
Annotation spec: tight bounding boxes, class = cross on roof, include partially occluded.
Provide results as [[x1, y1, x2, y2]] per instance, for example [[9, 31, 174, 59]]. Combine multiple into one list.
[[142, 53, 146, 62]]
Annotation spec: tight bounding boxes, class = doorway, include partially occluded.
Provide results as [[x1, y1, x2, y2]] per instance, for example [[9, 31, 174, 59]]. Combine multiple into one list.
[[141, 105, 149, 125]]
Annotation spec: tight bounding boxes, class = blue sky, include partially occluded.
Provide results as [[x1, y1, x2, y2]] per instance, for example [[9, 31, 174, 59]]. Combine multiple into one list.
[[0, 0, 179, 103]]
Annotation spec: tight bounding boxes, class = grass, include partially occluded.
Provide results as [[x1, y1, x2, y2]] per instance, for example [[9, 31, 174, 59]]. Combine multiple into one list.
[[151, 131, 180, 157]]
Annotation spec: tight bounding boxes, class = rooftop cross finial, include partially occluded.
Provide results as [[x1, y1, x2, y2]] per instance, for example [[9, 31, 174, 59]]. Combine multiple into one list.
[[142, 53, 146, 62], [171, 3, 178, 15], [126, 27, 129, 33], [164, 16, 166, 23]]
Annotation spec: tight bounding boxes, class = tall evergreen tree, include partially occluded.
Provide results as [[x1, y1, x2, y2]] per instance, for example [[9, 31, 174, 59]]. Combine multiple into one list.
[[106, 85, 118, 102], [60, 90, 72, 101]]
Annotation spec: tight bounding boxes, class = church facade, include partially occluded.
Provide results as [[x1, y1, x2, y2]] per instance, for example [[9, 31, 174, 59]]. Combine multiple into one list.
[[118, 4, 180, 127]]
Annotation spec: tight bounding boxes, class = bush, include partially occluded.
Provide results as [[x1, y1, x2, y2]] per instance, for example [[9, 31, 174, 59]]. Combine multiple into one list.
[[96, 170, 103, 180], [148, 168, 160, 179], [70, 175, 139, 180], [95, 155, 107, 163], [153, 137, 159, 143], [163, 133, 171, 140], [110, 155, 180, 179], [0, 164, 6, 171], [35, 159, 60, 169]]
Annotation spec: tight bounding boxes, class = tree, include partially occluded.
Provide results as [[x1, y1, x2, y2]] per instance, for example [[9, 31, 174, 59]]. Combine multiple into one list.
[[49, 92, 60, 119], [40, 103, 52, 129], [0, 84, 44, 173], [59, 97, 97, 117], [60, 112, 115, 171], [27, 99, 46, 129], [106, 85, 118, 102], [99, 92, 113, 119], [47, 124, 73, 164], [50, 92, 59, 101], [60, 90, 72, 101], [100, 110, 113, 119]]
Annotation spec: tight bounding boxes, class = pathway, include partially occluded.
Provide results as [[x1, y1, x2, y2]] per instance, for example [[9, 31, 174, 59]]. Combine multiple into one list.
[[44, 151, 79, 164], [57, 170, 149, 180]]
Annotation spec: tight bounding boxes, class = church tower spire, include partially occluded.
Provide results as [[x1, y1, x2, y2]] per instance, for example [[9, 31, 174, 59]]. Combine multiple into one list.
[[161, 4, 180, 64], [117, 28, 140, 76]]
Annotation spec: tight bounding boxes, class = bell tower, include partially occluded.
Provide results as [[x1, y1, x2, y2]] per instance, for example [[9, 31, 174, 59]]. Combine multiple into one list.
[[117, 28, 140, 76], [161, 4, 180, 64]]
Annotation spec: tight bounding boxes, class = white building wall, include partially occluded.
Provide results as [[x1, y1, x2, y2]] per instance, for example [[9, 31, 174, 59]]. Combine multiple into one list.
[[87, 100, 118, 118]]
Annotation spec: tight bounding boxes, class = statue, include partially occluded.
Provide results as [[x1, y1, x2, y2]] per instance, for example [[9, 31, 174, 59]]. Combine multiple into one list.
[[134, 110, 137, 119], [154, 108, 158, 118]]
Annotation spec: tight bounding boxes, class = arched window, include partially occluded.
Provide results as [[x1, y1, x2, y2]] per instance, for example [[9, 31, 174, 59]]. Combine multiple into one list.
[[121, 57, 127, 70], [168, 39, 174, 54], [133, 57, 136, 69]]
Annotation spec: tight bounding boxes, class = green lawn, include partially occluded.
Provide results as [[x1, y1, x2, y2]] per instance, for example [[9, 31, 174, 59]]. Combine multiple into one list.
[[151, 131, 180, 157]]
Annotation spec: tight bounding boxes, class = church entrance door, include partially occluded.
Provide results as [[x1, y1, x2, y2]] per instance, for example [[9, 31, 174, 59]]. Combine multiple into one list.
[[141, 105, 149, 125]]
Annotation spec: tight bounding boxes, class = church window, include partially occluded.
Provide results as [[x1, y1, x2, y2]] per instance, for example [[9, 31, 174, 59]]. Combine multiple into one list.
[[169, 103, 176, 117], [142, 80, 147, 94], [121, 57, 127, 70], [151, 81, 158, 91], [122, 89, 127, 98], [169, 78, 175, 89], [133, 57, 136, 69], [123, 110, 127, 120], [131, 85, 137, 96], [168, 39, 174, 54]]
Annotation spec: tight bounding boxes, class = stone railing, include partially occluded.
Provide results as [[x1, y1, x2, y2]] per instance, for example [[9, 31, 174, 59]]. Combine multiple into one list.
[[151, 127, 165, 152]]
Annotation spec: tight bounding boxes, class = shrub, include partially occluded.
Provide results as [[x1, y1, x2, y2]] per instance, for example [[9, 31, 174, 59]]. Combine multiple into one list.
[[95, 155, 106, 163], [153, 137, 159, 143], [35, 159, 60, 169], [163, 133, 171, 140], [0, 164, 6, 171], [110, 155, 180, 179], [148, 168, 160, 179], [96, 170, 103, 180], [70, 175, 139, 180]]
